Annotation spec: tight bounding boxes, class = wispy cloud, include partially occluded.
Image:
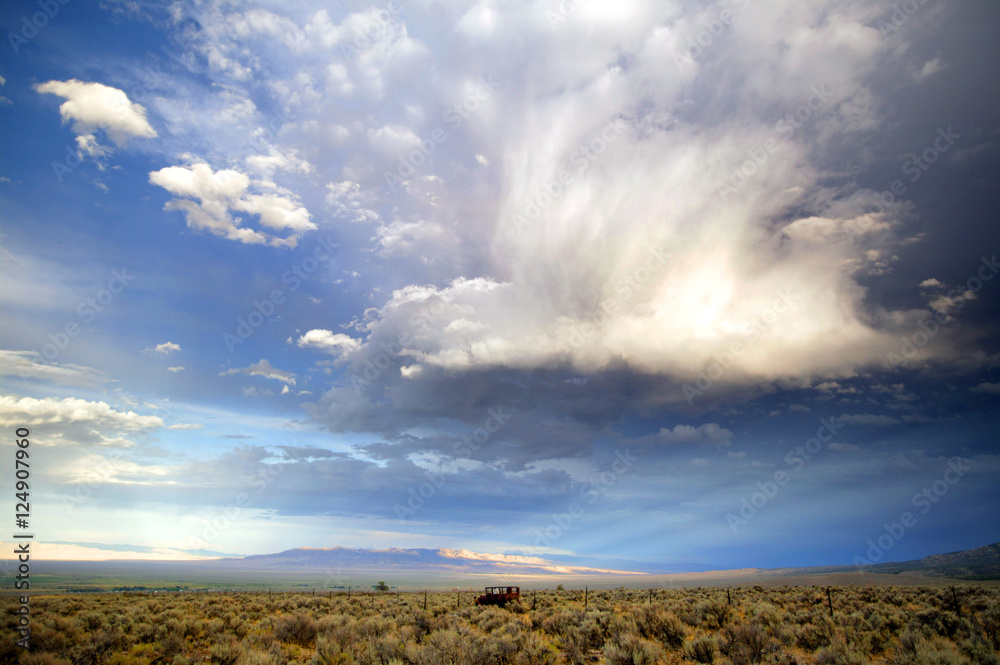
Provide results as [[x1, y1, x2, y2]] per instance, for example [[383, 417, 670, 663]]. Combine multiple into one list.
[[223, 359, 297, 385]]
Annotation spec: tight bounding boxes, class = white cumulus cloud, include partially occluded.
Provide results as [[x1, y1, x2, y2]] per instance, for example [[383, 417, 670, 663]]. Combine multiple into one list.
[[147, 341, 181, 355], [0, 395, 164, 430], [296, 330, 362, 358], [149, 162, 315, 247], [35, 79, 157, 157]]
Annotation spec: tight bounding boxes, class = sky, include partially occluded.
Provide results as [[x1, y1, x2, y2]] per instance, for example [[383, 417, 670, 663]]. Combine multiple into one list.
[[0, 0, 998, 571]]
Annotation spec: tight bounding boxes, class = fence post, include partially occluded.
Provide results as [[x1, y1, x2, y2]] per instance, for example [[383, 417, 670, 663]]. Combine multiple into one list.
[[826, 588, 834, 618], [585, 586, 588, 609], [424, 590, 427, 610]]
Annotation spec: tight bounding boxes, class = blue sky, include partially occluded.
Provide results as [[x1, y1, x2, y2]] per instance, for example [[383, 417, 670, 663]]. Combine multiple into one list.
[[1, 0, 998, 570]]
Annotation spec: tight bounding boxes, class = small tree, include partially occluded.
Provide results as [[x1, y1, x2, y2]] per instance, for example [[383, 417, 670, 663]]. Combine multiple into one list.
[[556, 584, 565, 591], [375, 580, 389, 592]]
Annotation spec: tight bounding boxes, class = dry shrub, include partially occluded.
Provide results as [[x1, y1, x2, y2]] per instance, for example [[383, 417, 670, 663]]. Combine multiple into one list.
[[72, 627, 125, 665], [914, 607, 966, 639], [815, 637, 868, 665], [202, 617, 226, 638], [579, 612, 612, 649], [310, 636, 353, 665], [274, 612, 318, 646], [891, 629, 967, 665], [158, 630, 185, 658], [355, 634, 408, 665], [747, 602, 782, 629], [685, 635, 718, 663], [29, 621, 73, 654], [798, 619, 835, 651], [607, 614, 639, 642], [410, 610, 435, 639], [419, 628, 478, 665], [209, 638, 241, 665], [107, 653, 150, 665], [21, 655, 73, 665], [960, 638, 1000, 665], [634, 606, 686, 648], [237, 650, 278, 665], [718, 622, 773, 665], [539, 608, 582, 637], [408, 624, 554, 665], [603, 633, 665, 665], [556, 629, 589, 665], [983, 604, 1000, 649], [687, 599, 733, 629], [472, 605, 510, 633], [511, 630, 557, 665], [132, 622, 157, 644], [77, 611, 107, 633]]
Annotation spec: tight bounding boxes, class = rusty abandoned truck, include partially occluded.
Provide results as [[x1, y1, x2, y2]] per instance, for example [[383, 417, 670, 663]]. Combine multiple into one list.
[[475, 586, 520, 607]]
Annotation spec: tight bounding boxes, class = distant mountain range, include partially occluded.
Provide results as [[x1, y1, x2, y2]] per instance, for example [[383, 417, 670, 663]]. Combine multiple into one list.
[[21, 540, 1000, 591], [212, 541, 1000, 580], [843, 542, 1000, 580], [216, 547, 648, 576]]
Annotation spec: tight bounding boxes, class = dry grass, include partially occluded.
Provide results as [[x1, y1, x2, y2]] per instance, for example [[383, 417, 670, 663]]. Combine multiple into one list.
[[2, 584, 998, 664]]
